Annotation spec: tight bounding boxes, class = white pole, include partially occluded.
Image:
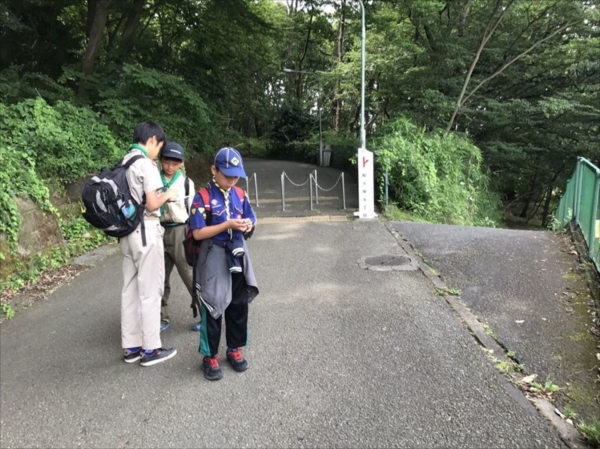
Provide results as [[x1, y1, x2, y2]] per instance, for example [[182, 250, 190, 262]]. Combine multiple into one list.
[[359, 0, 366, 150], [253, 173, 259, 207], [281, 172, 285, 211], [314, 170, 319, 204]]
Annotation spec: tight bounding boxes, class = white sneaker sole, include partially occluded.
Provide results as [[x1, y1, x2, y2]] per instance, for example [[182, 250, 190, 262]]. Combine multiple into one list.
[[140, 349, 177, 367]]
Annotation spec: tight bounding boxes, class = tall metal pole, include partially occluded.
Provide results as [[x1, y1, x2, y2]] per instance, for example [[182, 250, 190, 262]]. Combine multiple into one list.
[[359, 0, 366, 150], [318, 90, 323, 166]]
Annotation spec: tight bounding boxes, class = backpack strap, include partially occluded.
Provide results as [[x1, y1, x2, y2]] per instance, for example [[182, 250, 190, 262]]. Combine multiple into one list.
[[232, 185, 246, 205], [199, 187, 212, 226], [120, 154, 145, 169], [116, 153, 148, 246], [184, 177, 190, 215]]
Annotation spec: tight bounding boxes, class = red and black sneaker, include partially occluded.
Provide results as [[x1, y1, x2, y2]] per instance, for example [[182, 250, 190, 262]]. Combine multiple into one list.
[[226, 348, 249, 372], [202, 356, 223, 381]]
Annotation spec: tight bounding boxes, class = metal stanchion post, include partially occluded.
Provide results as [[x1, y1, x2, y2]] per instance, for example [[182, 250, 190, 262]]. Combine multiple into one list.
[[245, 176, 249, 194], [314, 170, 319, 204], [342, 172, 346, 210], [253, 173, 259, 207], [385, 171, 389, 206], [309, 174, 314, 210], [281, 172, 285, 211]]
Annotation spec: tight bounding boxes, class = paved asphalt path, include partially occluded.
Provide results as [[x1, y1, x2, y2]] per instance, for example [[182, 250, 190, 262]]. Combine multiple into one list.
[[1, 160, 567, 448]]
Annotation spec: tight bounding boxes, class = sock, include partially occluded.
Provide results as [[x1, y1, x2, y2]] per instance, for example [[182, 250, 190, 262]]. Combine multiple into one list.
[[143, 349, 155, 355], [227, 347, 237, 354], [127, 346, 141, 353]]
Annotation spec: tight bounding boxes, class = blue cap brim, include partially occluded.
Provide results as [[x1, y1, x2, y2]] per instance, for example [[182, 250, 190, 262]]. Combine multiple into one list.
[[219, 165, 247, 178]]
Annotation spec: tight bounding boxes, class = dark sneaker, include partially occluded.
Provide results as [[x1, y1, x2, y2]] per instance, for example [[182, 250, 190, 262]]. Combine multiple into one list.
[[140, 348, 177, 367], [123, 348, 142, 363], [226, 348, 249, 372], [202, 356, 223, 380], [192, 321, 202, 332], [160, 321, 170, 332]]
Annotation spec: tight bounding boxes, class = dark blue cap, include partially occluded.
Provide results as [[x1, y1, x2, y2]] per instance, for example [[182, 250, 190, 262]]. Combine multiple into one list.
[[214, 147, 246, 177], [161, 141, 185, 160]]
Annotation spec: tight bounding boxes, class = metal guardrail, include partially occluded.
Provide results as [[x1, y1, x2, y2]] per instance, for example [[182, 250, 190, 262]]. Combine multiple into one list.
[[556, 157, 600, 268]]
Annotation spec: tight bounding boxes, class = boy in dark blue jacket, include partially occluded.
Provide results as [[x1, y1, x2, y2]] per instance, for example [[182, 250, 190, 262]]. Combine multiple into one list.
[[189, 147, 259, 380]]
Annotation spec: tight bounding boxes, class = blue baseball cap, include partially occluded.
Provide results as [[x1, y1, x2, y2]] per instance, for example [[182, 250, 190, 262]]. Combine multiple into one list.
[[161, 141, 185, 160], [214, 147, 246, 177]]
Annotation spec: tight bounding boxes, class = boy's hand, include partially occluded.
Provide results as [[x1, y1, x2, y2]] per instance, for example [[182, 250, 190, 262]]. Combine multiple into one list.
[[165, 187, 179, 202], [229, 218, 251, 232]]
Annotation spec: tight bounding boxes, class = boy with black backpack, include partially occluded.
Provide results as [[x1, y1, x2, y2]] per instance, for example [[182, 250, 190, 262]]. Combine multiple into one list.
[[189, 147, 259, 380], [119, 122, 179, 366], [157, 141, 197, 332]]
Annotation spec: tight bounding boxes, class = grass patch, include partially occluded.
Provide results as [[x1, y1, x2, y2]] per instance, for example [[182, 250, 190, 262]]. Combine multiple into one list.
[[577, 419, 600, 447]]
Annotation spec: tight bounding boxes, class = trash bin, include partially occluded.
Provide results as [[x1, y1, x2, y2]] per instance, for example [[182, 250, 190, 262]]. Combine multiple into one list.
[[322, 144, 332, 167]]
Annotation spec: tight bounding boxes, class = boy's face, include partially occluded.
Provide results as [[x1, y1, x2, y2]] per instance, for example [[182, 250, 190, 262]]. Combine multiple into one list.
[[160, 157, 183, 176], [144, 136, 164, 160], [211, 165, 239, 190]]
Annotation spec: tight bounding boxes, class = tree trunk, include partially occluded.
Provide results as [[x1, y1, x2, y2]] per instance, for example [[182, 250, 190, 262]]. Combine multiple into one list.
[[81, 0, 112, 78], [457, 0, 472, 37], [120, 0, 145, 49], [541, 185, 554, 227], [520, 172, 538, 218]]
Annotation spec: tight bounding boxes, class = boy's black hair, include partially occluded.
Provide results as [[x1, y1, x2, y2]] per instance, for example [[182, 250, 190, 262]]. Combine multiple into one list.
[[133, 121, 167, 145]]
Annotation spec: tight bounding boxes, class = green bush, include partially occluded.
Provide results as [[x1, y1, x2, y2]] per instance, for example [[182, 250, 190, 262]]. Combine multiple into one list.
[[0, 98, 119, 256], [93, 64, 214, 153], [0, 98, 120, 184], [374, 117, 501, 227]]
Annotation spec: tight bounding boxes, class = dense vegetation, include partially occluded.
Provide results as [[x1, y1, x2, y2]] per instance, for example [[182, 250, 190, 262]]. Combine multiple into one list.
[[1, 0, 599, 262]]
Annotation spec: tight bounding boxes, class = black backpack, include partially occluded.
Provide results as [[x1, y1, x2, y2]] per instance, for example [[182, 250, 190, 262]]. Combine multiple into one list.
[[81, 154, 147, 244]]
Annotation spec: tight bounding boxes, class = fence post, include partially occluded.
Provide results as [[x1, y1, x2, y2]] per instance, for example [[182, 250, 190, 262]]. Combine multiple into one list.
[[590, 175, 600, 260], [281, 172, 286, 212], [574, 157, 583, 224], [245, 176, 249, 194], [253, 173, 259, 207], [342, 172, 346, 210], [385, 171, 389, 206], [309, 174, 314, 211]]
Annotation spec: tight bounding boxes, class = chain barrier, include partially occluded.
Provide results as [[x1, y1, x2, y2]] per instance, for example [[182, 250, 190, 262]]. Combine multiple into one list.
[[282, 172, 312, 187], [280, 170, 346, 211], [314, 173, 343, 192]]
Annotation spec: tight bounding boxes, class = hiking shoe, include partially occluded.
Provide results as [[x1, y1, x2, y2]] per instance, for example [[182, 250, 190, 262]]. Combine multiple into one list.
[[139, 348, 177, 367], [123, 348, 142, 363], [160, 321, 170, 332], [202, 356, 223, 380], [192, 321, 202, 332], [226, 348, 249, 372]]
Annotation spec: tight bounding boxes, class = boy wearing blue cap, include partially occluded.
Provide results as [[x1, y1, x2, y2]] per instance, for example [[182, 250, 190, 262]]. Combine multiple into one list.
[[189, 147, 259, 380], [158, 141, 196, 331]]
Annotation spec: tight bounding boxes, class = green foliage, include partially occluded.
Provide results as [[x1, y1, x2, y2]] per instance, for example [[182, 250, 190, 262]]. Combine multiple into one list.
[[0, 246, 69, 295], [374, 117, 501, 227], [0, 131, 56, 253], [92, 64, 213, 153], [0, 66, 74, 105], [60, 217, 110, 257], [0, 97, 118, 257], [0, 98, 119, 184], [1, 304, 15, 319]]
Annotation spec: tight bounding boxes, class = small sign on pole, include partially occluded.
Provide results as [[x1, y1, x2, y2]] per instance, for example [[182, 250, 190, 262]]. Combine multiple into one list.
[[355, 147, 376, 219]]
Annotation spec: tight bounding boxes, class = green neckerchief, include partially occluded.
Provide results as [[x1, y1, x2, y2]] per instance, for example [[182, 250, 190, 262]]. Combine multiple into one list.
[[129, 143, 150, 159], [160, 170, 182, 217]]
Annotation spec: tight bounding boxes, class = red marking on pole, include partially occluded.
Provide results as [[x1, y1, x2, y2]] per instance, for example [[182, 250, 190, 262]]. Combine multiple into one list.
[[362, 156, 369, 167]]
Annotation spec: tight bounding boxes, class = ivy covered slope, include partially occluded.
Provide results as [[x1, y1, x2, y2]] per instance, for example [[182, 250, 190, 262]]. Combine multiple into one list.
[[0, 98, 119, 292]]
